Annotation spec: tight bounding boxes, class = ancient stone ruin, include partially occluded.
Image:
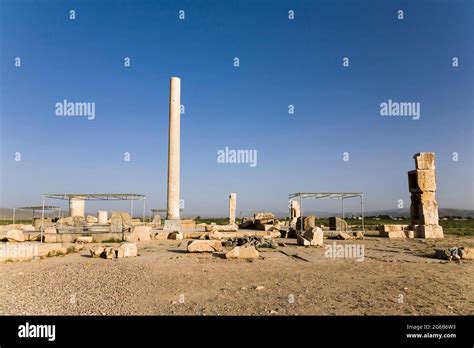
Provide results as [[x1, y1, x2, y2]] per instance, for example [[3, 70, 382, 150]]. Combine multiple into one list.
[[380, 152, 443, 239], [408, 152, 443, 238]]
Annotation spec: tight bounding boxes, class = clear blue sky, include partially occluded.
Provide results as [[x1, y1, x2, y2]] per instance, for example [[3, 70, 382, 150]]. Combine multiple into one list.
[[1, 0, 473, 217]]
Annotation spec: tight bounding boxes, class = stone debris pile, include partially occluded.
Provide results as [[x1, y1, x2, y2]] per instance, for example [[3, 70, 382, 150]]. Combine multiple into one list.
[[238, 212, 284, 235], [435, 247, 473, 261], [296, 227, 323, 246], [90, 243, 138, 259]]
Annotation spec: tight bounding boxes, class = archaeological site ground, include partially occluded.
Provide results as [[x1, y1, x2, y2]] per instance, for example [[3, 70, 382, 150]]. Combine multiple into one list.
[[0, 0, 472, 346]]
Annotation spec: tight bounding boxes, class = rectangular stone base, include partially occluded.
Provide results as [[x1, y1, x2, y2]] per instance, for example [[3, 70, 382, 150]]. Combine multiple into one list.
[[163, 219, 181, 232], [419, 225, 444, 239]]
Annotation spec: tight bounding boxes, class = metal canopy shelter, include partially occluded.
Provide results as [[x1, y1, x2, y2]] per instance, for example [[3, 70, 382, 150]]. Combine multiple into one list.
[[40, 193, 146, 243], [288, 192, 365, 233], [13, 206, 61, 224]]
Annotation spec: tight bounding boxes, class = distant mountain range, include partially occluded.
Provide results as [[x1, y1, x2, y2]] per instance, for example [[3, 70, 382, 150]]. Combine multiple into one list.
[[1, 207, 473, 220]]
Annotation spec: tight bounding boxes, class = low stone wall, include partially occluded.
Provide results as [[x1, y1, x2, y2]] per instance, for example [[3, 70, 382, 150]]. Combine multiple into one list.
[[24, 232, 130, 243]]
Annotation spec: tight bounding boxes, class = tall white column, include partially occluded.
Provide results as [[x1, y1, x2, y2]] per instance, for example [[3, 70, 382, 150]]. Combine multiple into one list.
[[97, 211, 108, 224], [69, 197, 85, 217], [166, 77, 181, 222], [229, 193, 237, 225]]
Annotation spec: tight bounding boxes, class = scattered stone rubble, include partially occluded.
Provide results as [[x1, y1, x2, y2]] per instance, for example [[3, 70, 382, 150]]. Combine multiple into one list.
[[5, 229, 25, 242], [89, 243, 138, 259], [435, 247, 473, 261], [225, 245, 259, 259], [187, 240, 223, 253], [296, 227, 323, 246], [329, 217, 351, 231], [238, 212, 283, 235]]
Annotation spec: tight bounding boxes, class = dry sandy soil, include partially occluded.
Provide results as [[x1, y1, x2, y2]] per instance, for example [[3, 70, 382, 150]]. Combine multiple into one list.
[[0, 234, 473, 316]]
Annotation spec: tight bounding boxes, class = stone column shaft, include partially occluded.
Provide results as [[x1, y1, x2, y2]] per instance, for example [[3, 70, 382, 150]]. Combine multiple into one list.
[[69, 197, 85, 217], [229, 193, 237, 224], [166, 77, 181, 220]]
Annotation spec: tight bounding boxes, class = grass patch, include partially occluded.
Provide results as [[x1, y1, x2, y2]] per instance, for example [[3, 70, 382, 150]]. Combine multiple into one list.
[[195, 218, 230, 225], [100, 238, 123, 243]]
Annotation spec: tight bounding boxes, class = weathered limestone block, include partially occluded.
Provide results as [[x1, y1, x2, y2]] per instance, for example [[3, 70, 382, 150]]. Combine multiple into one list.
[[76, 236, 93, 243], [0, 224, 23, 232], [21, 225, 36, 232], [386, 231, 408, 239], [303, 227, 324, 246], [42, 227, 58, 243], [44, 226, 57, 233], [116, 243, 138, 258], [6, 229, 25, 242], [379, 224, 409, 233], [154, 231, 170, 240], [110, 211, 132, 227], [408, 169, 436, 193], [329, 217, 350, 231], [460, 247, 474, 260], [34, 218, 53, 229], [419, 225, 444, 239], [208, 231, 224, 240], [419, 201, 439, 225], [296, 234, 310, 246], [168, 231, 183, 240], [57, 216, 84, 227], [225, 245, 259, 259], [414, 152, 435, 170], [254, 223, 275, 231], [37, 244, 68, 258], [337, 232, 353, 240], [254, 212, 274, 221], [86, 215, 98, 223], [206, 224, 238, 232], [296, 216, 316, 231], [187, 240, 223, 253], [129, 225, 152, 241], [180, 219, 196, 230], [90, 246, 106, 258]]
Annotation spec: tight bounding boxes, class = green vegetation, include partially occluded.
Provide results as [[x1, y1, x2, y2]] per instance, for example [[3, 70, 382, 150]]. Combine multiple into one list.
[[195, 217, 230, 225], [100, 238, 123, 243], [194, 216, 474, 237], [346, 217, 474, 236], [0, 219, 32, 225]]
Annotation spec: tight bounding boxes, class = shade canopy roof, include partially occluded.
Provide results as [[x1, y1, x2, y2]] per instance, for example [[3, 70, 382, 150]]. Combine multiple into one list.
[[43, 193, 145, 201], [288, 192, 363, 200], [15, 206, 60, 210]]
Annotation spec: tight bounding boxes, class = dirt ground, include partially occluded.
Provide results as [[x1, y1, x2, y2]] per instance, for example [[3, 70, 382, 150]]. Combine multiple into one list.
[[0, 233, 473, 316]]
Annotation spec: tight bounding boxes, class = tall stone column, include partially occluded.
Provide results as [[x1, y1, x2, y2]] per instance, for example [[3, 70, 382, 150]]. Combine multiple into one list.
[[229, 193, 237, 225], [165, 77, 181, 230], [69, 197, 85, 217], [97, 211, 108, 224], [408, 152, 443, 239]]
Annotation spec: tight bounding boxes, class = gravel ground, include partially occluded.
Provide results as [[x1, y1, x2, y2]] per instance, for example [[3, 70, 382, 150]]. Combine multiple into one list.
[[0, 235, 473, 315]]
